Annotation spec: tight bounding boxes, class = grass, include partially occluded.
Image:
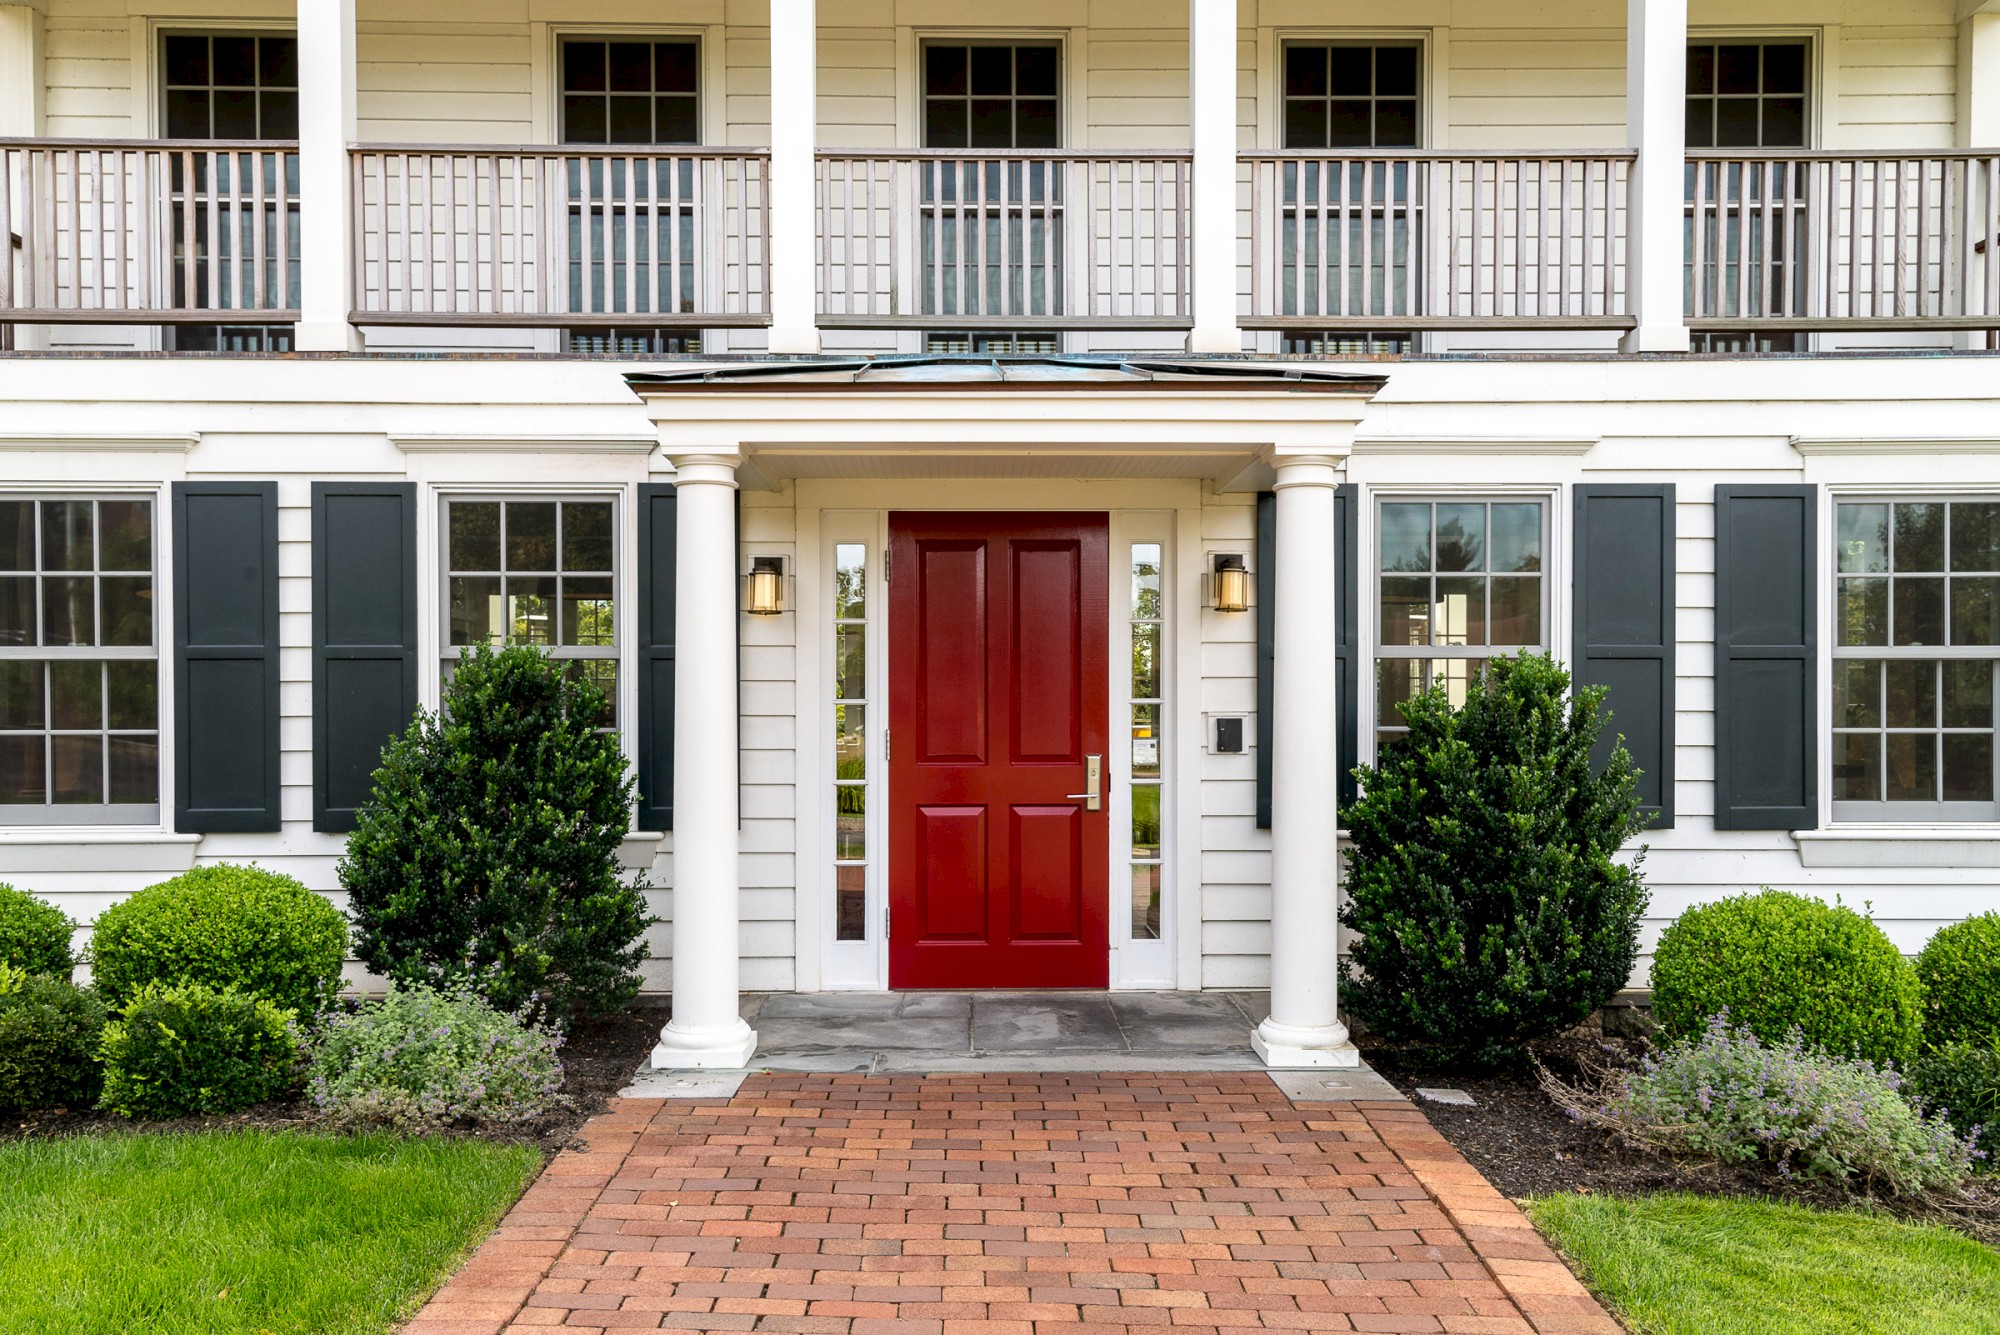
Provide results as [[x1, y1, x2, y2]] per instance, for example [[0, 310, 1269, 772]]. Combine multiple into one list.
[[0, 1130, 540, 1335], [1529, 1191, 2000, 1335]]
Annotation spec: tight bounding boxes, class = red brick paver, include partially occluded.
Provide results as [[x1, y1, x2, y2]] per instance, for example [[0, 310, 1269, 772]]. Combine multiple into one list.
[[403, 1073, 1619, 1335]]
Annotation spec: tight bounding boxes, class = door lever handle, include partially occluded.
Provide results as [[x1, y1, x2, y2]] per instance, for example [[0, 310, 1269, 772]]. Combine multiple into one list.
[[1064, 754, 1103, 811]]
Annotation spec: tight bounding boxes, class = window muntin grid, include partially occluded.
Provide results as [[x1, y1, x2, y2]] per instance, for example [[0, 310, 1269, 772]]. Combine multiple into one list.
[[0, 498, 159, 822], [1374, 499, 1546, 752], [1128, 543, 1164, 942], [559, 39, 700, 145], [1282, 43, 1420, 149], [832, 543, 869, 943], [923, 43, 1060, 150], [1685, 40, 1808, 149], [1832, 499, 1999, 819], [442, 499, 619, 725], [162, 33, 298, 140]]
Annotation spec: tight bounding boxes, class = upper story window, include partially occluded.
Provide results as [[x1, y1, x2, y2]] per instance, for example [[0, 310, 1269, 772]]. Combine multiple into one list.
[[444, 498, 620, 726], [924, 43, 1060, 149], [1283, 43, 1420, 149], [1686, 40, 1808, 148], [561, 39, 699, 144], [162, 33, 297, 140], [1374, 499, 1547, 753], [1832, 500, 1998, 821], [0, 498, 159, 824]]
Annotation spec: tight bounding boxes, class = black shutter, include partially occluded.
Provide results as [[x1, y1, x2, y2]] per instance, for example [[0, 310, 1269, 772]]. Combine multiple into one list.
[[1714, 484, 1818, 830], [1255, 492, 1275, 829], [1255, 483, 1358, 831], [1573, 485, 1676, 827], [311, 483, 417, 833], [173, 481, 280, 832], [635, 483, 677, 831]]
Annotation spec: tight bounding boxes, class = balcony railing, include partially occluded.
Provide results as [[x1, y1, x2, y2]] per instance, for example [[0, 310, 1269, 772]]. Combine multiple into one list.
[[815, 151, 1192, 328], [1687, 151, 2000, 328], [1, 138, 300, 321], [349, 147, 771, 327], [1244, 152, 1636, 331]]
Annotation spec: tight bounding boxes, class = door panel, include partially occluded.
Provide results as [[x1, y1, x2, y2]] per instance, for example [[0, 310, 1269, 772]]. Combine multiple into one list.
[[889, 512, 1110, 988]]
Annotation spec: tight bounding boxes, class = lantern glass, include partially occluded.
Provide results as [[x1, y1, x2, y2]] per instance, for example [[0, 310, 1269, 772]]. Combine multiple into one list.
[[747, 557, 786, 615], [1210, 555, 1250, 613]]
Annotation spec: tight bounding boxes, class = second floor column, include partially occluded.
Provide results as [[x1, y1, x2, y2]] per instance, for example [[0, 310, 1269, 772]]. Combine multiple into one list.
[[1187, 0, 1242, 354], [769, 0, 820, 354], [295, 0, 359, 353], [1622, 0, 1690, 353]]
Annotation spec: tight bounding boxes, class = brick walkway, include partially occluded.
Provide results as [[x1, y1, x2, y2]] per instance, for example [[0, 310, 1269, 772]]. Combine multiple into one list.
[[406, 1073, 1618, 1335]]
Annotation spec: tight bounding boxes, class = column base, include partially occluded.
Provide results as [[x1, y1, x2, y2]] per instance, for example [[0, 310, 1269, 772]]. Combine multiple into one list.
[[767, 325, 823, 355], [293, 320, 363, 353], [1186, 326, 1245, 355], [651, 1018, 758, 1070], [1253, 1016, 1360, 1069], [1620, 323, 1692, 354]]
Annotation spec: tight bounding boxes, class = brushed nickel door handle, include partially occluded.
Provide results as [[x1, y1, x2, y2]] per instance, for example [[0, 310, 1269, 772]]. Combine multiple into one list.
[[1065, 754, 1103, 811]]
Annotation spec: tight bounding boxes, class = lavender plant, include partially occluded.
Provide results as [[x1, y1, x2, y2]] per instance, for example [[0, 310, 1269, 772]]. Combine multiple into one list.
[[306, 981, 565, 1130], [1549, 1013, 1979, 1196]]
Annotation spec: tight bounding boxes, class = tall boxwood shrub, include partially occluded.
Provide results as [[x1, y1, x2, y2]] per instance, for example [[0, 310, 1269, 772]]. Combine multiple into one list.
[[0, 883, 77, 978], [1649, 889, 1923, 1069], [1340, 653, 1650, 1065], [339, 644, 650, 1023], [1914, 912, 2000, 1050]]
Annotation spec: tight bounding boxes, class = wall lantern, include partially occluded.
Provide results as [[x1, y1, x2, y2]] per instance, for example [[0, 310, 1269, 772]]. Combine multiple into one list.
[[1207, 553, 1251, 613], [746, 555, 787, 615]]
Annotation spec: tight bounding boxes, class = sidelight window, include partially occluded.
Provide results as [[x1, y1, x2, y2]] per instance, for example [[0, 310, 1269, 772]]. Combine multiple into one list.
[[1128, 544, 1164, 942], [832, 543, 869, 942], [1832, 499, 1999, 820], [1373, 498, 1548, 753], [0, 497, 160, 823], [442, 498, 619, 723]]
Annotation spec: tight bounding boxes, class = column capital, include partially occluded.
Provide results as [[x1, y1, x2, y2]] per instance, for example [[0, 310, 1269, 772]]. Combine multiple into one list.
[[664, 453, 743, 487], [1266, 454, 1345, 489]]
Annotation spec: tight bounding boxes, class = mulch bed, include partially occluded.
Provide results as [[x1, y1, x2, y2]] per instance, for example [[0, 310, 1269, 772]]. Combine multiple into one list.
[[1, 1001, 666, 1156], [1364, 1033, 2000, 1249]]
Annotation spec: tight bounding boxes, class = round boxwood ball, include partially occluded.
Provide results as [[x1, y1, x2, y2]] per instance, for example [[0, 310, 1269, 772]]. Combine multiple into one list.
[[0, 883, 77, 979], [89, 865, 348, 1018], [1650, 888, 1923, 1069], [1915, 912, 2000, 1050]]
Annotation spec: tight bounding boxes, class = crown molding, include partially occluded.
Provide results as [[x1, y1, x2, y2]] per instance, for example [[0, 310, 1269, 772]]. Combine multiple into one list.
[[390, 433, 659, 455], [1793, 436, 2000, 455], [1347, 435, 1598, 456], [0, 432, 198, 452]]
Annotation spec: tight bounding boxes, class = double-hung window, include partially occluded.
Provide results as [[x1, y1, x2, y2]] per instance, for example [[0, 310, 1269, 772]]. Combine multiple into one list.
[[443, 499, 619, 723], [0, 498, 160, 823], [1374, 498, 1547, 753], [1832, 499, 1999, 820]]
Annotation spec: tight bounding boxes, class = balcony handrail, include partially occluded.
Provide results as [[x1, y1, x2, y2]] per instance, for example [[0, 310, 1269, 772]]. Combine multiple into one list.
[[818, 147, 1193, 161], [0, 136, 298, 151], [1688, 147, 2000, 162], [351, 141, 771, 161], [1247, 148, 1638, 163]]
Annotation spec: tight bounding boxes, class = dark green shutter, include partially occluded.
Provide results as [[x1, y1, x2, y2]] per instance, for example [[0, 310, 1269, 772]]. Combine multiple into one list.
[[1714, 484, 1818, 830], [311, 483, 417, 833], [636, 483, 677, 831], [1255, 492, 1275, 829], [1255, 483, 1357, 830], [173, 481, 280, 832], [1573, 485, 1676, 827]]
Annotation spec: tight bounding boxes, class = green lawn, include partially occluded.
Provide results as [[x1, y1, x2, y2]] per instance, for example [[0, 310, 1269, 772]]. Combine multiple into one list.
[[1529, 1191, 2000, 1335], [0, 1130, 540, 1335]]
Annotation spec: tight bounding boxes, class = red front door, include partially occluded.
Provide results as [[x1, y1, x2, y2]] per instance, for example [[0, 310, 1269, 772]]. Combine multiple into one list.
[[888, 512, 1110, 989]]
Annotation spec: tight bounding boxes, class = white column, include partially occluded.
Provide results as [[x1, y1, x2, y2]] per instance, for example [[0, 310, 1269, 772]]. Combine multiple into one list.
[[653, 455, 758, 1069], [294, 0, 359, 352], [0, 5, 44, 136], [1621, 0, 1690, 354], [767, 0, 820, 354], [1187, 0, 1242, 354], [1959, 10, 2000, 148], [1254, 455, 1359, 1069]]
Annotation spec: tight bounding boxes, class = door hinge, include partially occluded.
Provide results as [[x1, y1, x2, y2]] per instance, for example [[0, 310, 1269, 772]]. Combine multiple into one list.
[[884, 729, 891, 761], [883, 903, 891, 936], [883, 548, 892, 583]]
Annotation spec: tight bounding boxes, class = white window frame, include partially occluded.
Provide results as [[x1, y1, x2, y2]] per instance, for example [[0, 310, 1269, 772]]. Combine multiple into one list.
[[1360, 486, 1563, 767], [1826, 490, 2000, 825], [1112, 510, 1177, 988], [818, 510, 888, 989], [0, 490, 165, 827]]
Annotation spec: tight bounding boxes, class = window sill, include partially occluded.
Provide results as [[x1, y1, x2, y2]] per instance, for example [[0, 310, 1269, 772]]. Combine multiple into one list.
[[0, 828, 200, 873], [1792, 827, 2000, 868]]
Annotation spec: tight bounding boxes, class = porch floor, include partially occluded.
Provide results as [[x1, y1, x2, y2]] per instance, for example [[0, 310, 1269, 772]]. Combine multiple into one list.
[[652, 991, 1282, 1078]]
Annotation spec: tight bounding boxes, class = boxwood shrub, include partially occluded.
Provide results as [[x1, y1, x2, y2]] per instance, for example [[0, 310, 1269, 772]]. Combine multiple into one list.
[[1908, 1040, 2000, 1169], [0, 974, 107, 1113], [1650, 889, 1923, 1069], [97, 981, 300, 1118], [89, 865, 348, 1017], [0, 883, 77, 979], [1914, 912, 2000, 1050]]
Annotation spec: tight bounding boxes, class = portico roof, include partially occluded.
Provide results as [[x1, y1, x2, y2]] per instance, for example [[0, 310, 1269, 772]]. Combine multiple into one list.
[[625, 355, 1387, 392]]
